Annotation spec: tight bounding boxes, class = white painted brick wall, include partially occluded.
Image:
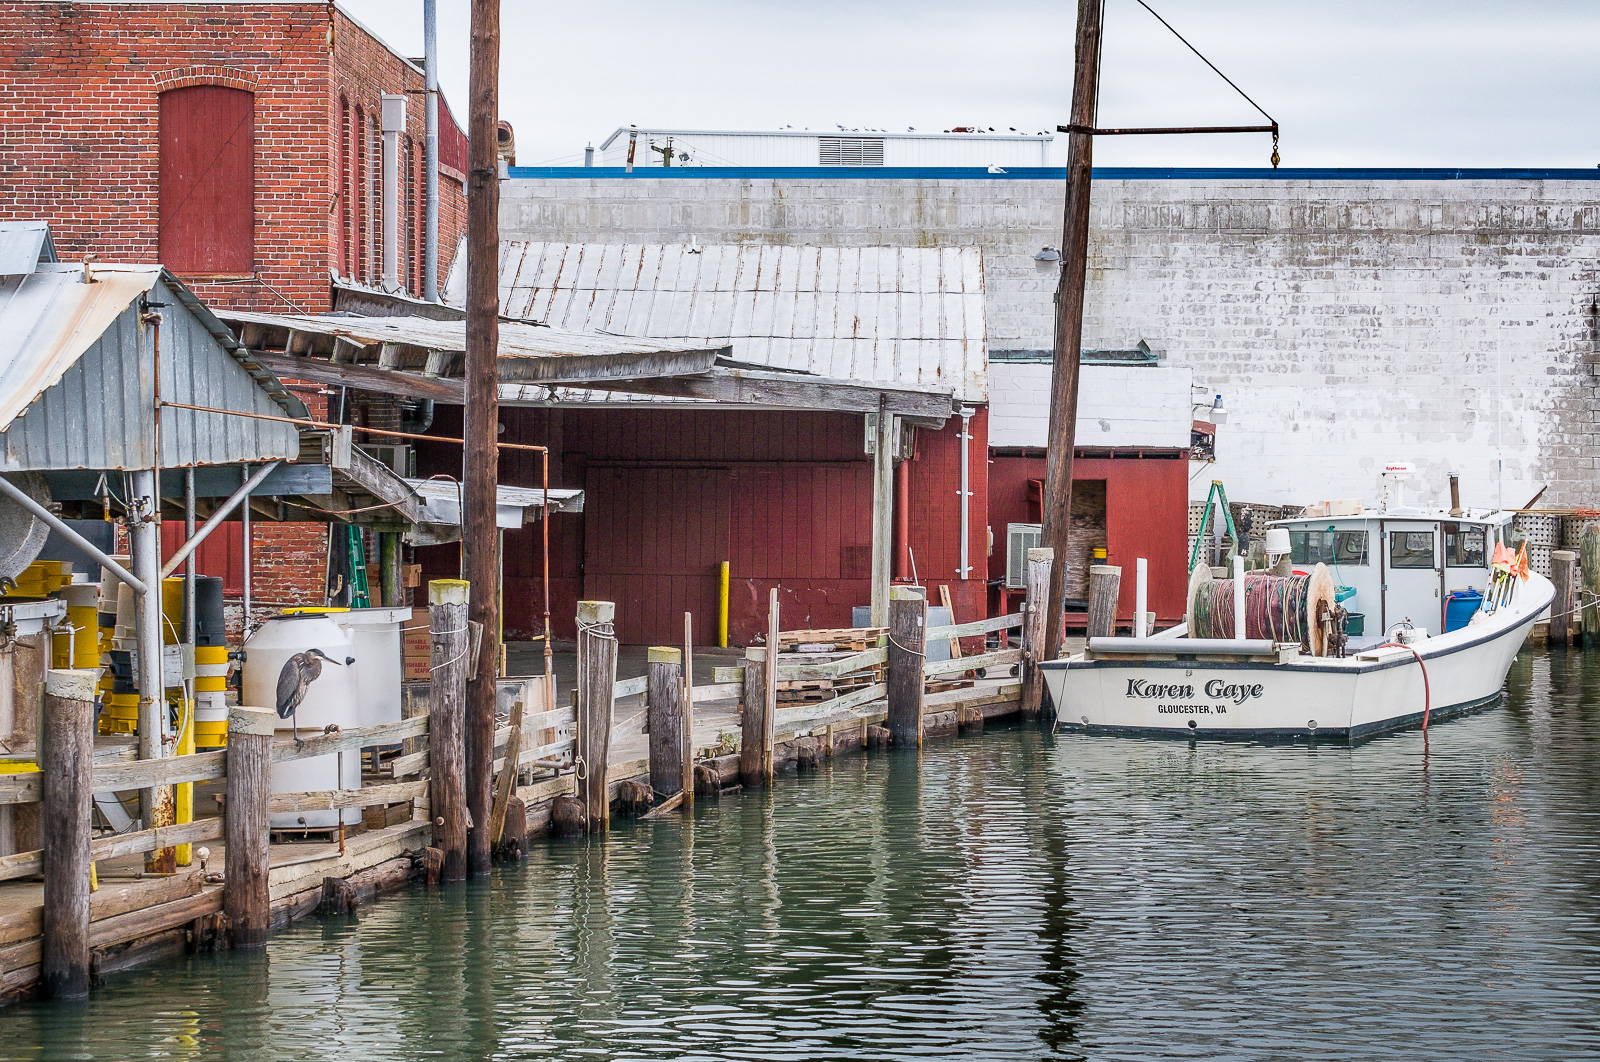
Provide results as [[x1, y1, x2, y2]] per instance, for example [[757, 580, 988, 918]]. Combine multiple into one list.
[[500, 175, 1600, 508], [989, 362, 1193, 449]]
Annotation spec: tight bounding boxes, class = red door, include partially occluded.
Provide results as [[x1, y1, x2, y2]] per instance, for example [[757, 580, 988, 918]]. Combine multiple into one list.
[[583, 466, 730, 644], [159, 85, 255, 275]]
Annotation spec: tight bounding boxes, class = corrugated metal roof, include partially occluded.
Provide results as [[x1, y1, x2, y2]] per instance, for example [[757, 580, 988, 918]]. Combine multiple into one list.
[[0, 261, 302, 471], [221, 310, 730, 364], [445, 242, 987, 401], [0, 221, 56, 276]]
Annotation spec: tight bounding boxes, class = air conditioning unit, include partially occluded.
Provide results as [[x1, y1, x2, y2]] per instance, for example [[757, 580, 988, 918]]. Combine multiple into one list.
[[361, 443, 415, 478], [1005, 522, 1042, 589]]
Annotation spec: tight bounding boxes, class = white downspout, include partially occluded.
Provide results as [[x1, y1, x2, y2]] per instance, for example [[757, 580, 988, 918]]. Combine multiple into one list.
[[958, 406, 973, 579], [380, 93, 406, 292]]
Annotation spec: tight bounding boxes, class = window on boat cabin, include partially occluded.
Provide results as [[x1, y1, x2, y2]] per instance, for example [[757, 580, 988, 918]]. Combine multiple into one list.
[[1445, 526, 1486, 567], [1390, 530, 1436, 569], [1289, 529, 1368, 566]]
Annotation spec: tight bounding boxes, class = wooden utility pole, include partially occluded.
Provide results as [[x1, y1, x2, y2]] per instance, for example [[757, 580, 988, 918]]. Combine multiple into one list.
[[462, 0, 502, 878], [1086, 564, 1121, 639], [1040, 0, 1104, 664]]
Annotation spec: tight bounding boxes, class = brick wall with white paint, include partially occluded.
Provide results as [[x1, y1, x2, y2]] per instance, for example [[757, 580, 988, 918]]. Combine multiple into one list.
[[501, 174, 1600, 508]]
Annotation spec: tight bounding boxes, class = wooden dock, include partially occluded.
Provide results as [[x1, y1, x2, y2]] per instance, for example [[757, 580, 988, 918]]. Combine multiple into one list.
[[0, 575, 1042, 1006]]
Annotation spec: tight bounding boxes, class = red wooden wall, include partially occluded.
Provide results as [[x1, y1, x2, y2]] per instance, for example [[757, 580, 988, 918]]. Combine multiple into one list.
[[419, 405, 988, 645], [987, 451, 1190, 624], [158, 85, 255, 275]]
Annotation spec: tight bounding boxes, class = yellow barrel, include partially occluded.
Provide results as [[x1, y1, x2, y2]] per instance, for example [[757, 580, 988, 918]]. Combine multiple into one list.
[[99, 691, 139, 735], [194, 691, 229, 749], [194, 644, 229, 694], [161, 577, 186, 645]]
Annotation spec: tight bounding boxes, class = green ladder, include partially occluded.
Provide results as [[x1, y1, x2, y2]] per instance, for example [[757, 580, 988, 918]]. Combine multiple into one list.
[[1188, 480, 1239, 572]]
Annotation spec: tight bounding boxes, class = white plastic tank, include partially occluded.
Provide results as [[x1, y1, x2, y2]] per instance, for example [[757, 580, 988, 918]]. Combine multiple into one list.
[[242, 613, 361, 828], [323, 607, 407, 728]]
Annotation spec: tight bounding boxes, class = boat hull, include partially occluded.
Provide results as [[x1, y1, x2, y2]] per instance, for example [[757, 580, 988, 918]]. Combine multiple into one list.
[[1041, 576, 1551, 743]]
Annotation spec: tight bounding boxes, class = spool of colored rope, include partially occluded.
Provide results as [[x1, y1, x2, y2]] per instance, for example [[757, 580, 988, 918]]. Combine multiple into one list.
[[1187, 562, 1336, 655]]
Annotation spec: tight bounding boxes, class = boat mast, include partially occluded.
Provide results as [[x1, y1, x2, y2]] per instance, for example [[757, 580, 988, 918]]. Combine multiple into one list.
[[1039, 0, 1104, 666]]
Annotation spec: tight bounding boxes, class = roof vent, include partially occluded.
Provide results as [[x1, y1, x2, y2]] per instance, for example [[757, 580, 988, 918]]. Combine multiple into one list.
[[818, 136, 884, 167]]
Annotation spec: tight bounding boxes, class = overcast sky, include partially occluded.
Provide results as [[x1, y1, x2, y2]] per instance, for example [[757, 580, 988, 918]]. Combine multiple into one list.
[[342, 0, 1600, 169]]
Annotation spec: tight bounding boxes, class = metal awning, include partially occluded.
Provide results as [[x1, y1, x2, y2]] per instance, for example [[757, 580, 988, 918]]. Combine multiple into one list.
[[216, 310, 958, 420]]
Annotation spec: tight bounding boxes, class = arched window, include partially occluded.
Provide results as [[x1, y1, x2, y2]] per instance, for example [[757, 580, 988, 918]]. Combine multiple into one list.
[[158, 85, 255, 274], [338, 95, 352, 275], [354, 105, 367, 282]]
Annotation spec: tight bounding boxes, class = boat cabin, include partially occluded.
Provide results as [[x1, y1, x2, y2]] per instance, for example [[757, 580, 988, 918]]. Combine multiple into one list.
[[1273, 509, 1513, 641]]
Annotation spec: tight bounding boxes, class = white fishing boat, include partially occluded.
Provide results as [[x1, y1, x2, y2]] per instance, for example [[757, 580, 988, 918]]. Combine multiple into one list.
[[1041, 480, 1551, 742]]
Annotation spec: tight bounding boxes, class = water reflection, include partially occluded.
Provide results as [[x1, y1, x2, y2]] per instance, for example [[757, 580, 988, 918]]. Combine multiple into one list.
[[10, 650, 1600, 1059]]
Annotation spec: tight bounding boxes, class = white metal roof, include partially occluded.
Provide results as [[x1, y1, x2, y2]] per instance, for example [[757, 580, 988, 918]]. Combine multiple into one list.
[[0, 221, 56, 276], [595, 127, 1053, 151], [447, 242, 988, 402], [222, 310, 730, 366]]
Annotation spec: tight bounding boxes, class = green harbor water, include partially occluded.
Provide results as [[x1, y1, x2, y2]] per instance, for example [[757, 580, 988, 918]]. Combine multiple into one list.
[[11, 649, 1600, 1060]]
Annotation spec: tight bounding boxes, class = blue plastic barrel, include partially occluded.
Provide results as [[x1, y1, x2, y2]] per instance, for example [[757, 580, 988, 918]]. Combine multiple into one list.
[[1444, 589, 1484, 632]]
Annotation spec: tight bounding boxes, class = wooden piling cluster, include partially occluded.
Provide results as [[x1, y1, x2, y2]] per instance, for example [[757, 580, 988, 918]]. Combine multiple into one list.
[[3, 563, 1054, 1007]]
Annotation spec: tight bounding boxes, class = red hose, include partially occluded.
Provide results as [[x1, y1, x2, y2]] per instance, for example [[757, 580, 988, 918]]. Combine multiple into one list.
[[1379, 641, 1432, 731]]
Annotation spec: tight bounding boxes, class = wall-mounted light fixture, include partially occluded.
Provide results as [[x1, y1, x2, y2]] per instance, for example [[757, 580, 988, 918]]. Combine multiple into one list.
[[1033, 246, 1061, 263]]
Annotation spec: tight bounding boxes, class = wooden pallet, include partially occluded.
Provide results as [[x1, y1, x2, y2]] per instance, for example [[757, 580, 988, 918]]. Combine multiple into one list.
[[776, 627, 886, 651]]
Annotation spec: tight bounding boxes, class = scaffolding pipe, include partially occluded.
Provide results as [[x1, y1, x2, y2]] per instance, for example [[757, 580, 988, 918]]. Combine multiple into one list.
[[130, 469, 171, 836], [422, 0, 440, 301], [0, 476, 144, 592], [160, 461, 281, 578], [242, 465, 254, 639]]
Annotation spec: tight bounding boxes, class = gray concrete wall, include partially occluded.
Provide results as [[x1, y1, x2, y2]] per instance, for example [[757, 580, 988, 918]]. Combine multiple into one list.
[[501, 175, 1600, 507]]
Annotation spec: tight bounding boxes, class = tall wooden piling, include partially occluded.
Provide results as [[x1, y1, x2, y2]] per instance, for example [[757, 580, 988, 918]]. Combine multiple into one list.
[[1581, 526, 1600, 646], [681, 612, 695, 810], [428, 579, 469, 880], [1020, 547, 1054, 719], [646, 647, 685, 801], [1086, 564, 1121, 639], [576, 600, 617, 832], [887, 585, 927, 747], [1551, 550, 1577, 649], [739, 646, 771, 789], [41, 669, 96, 999], [223, 705, 275, 950]]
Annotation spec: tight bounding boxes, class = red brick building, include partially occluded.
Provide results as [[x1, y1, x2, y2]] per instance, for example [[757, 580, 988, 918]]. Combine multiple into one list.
[[0, 1, 469, 608], [0, 0, 467, 311]]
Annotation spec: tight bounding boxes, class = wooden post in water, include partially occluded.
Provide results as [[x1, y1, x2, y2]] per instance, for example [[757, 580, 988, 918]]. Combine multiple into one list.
[[1581, 526, 1600, 647], [461, 0, 503, 881], [647, 646, 685, 802], [886, 585, 927, 747], [1086, 564, 1121, 639], [223, 705, 275, 950], [739, 646, 770, 789], [1551, 549, 1577, 649], [428, 579, 470, 880], [576, 600, 617, 832], [41, 669, 96, 999], [1020, 547, 1054, 719], [681, 612, 695, 810]]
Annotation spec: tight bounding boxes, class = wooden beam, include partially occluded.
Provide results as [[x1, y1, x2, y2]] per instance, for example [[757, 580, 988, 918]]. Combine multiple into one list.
[[887, 587, 926, 747], [870, 407, 895, 626], [225, 707, 274, 949], [595, 369, 955, 420], [248, 351, 465, 402]]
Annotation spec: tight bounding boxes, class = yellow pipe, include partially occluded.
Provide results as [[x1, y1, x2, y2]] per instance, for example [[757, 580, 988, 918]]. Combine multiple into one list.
[[175, 694, 194, 866], [717, 561, 730, 648]]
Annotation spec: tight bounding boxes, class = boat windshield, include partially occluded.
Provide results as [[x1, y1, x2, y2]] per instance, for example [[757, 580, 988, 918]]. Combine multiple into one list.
[[1289, 528, 1369, 566]]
